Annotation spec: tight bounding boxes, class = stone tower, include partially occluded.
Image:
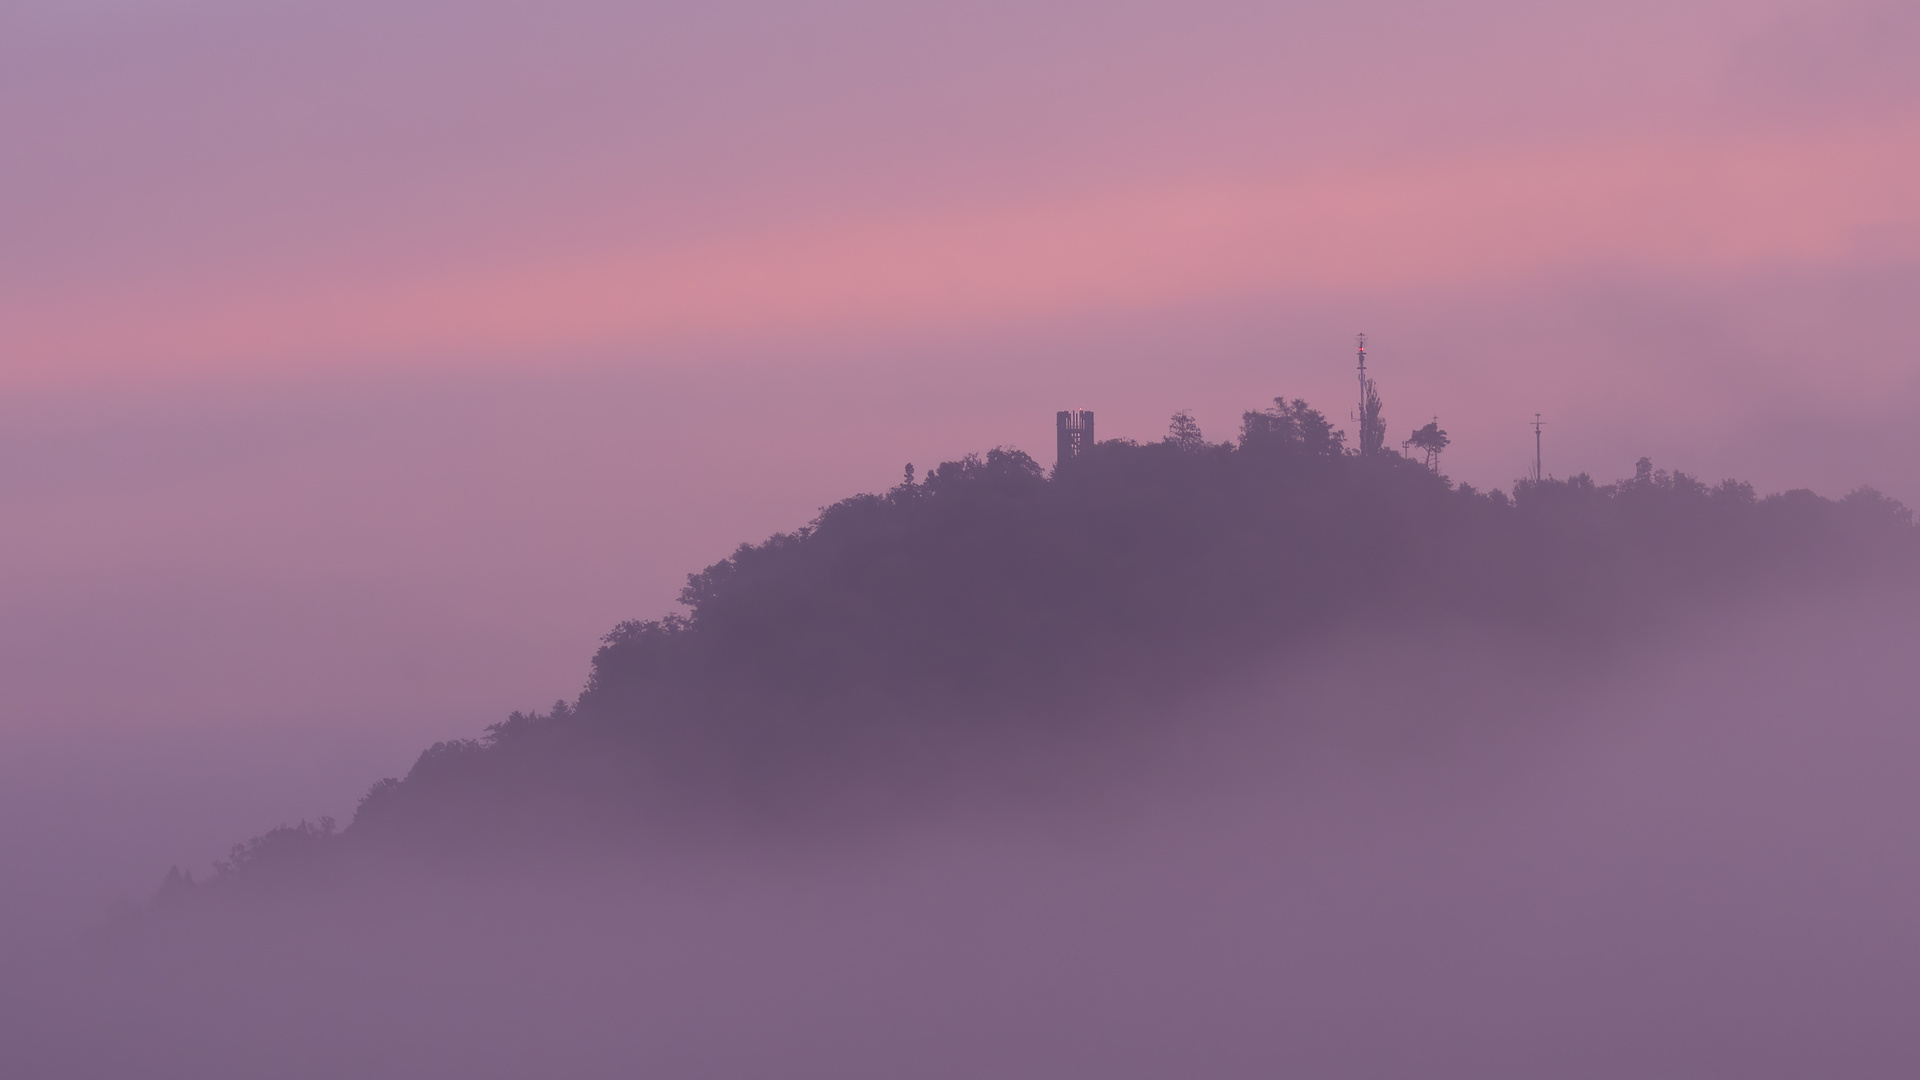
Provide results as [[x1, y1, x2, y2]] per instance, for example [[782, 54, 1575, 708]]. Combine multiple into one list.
[[1056, 410, 1094, 469]]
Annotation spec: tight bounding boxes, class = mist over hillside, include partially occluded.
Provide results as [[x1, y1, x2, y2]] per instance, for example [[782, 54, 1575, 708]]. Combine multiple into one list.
[[253, 396, 1915, 863], [10, 589, 1920, 1079], [5, 395, 1918, 1078]]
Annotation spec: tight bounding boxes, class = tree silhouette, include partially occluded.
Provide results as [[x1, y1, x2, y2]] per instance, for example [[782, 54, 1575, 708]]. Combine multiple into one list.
[[1165, 410, 1207, 451], [1359, 378, 1386, 457], [1240, 398, 1346, 456], [1404, 420, 1449, 471]]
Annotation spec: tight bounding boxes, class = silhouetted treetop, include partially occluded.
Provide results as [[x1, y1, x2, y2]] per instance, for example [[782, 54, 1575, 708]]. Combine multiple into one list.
[[1407, 421, 1448, 448], [1239, 398, 1347, 457], [1165, 410, 1207, 451]]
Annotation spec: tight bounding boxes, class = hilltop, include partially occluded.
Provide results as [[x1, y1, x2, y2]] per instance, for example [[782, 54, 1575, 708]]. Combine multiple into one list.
[[191, 397, 1917, 887]]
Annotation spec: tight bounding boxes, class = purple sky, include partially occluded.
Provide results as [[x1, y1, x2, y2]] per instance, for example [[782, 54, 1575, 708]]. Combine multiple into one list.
[[2, 0, 1918, 942]]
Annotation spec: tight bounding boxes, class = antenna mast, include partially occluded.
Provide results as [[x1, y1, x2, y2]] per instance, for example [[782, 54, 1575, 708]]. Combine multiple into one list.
[[1354, 333, 1368, 456], [1531, 413, 1544, 483]]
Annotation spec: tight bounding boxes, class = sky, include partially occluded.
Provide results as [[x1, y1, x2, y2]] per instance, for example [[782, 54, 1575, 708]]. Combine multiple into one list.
[[2, 0, 1918, 941]]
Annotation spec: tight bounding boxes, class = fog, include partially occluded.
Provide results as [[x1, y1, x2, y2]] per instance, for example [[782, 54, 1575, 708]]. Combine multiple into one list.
[[4, 0, 1917, 1069], [8, 290, 1914, 953], [5, 584, 1916, 1078], [5, 0, 1920, 968]]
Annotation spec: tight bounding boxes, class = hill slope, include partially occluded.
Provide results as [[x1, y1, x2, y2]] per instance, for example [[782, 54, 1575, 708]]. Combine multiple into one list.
[[206, 399, 1917, 879]]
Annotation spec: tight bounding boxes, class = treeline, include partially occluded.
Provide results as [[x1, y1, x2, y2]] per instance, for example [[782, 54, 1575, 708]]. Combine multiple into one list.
[[198, 397, 1916, 883]]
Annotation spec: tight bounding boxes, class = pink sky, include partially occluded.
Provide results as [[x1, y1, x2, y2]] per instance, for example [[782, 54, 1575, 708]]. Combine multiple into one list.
[[7, 1, 1918, 391], [1, 0, 1918, 941]]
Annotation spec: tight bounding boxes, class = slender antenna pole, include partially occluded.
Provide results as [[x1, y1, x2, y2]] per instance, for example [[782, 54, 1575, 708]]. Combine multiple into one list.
[[1355, 333, 1368, 456], [1532, 414, 1544, 482]]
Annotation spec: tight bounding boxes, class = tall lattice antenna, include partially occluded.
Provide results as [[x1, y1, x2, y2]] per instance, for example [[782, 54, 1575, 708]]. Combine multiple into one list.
[[1355, 334, 1367, 455], [1355, 332, 1367, 418], [1531, 413, 1544, 483], [1351, 333, 1381, 457]]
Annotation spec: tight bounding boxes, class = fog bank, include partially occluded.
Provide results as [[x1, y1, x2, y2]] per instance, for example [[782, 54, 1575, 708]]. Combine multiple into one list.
[[5, 585, 1917, 1078]]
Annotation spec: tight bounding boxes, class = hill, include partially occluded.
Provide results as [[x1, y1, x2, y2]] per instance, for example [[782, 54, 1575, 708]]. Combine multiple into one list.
[[196, 397, 1918, 884]]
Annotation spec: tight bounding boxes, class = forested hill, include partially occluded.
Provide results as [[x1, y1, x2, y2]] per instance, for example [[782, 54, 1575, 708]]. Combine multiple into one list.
[[198, 399, 1916, 884]]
